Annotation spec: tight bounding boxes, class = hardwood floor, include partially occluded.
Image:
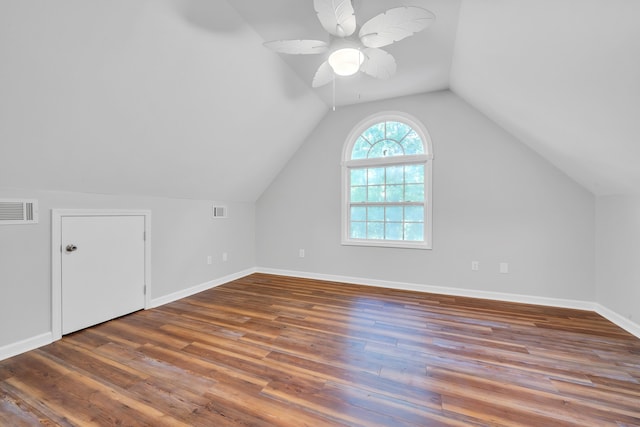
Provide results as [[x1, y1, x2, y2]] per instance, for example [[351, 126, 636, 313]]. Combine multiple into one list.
[[1, 273, 639, 426]]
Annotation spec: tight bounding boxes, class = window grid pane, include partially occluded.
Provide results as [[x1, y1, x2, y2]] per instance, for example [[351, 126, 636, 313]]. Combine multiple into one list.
[[349, 166, 425, 201], [400, 131, 425, 155], [349, 159, 426, 241], [352, 121, 425, 160], [348, 202, 425, 242]]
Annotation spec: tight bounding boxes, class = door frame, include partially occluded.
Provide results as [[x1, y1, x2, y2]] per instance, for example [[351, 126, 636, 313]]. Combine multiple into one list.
[[51, 209, 151, 341]]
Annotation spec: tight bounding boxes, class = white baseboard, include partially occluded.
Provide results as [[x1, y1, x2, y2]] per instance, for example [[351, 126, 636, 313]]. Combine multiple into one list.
[[0, 268, 257, 362], [257, 267, 596, 311], [257, 267, 640, 339], [0, 332, 52, 362], [150, 267, 257, 308], [2, 267, 638, 363], [596, 304, 640, 338]]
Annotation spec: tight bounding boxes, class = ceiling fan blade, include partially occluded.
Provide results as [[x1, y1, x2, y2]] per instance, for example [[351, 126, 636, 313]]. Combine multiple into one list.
[[313, 0, 356, 38], [312, 61, 334, 88], [359, 7, 435, 48], [263, 39, 329, 55], [361, 48, 397, 80]]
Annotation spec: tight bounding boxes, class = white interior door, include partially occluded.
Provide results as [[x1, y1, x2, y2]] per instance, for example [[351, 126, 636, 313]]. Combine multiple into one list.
[[61, 215, 146, 335]]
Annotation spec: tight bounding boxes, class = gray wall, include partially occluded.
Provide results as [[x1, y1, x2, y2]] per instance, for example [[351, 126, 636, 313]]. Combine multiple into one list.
[[0, 188, 255, 347], [257, 91, 596, 301], [596, 195, 640, 323]]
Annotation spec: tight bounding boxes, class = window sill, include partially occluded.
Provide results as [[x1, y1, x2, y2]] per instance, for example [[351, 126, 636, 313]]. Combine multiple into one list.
[[341, 239, 432, 250]]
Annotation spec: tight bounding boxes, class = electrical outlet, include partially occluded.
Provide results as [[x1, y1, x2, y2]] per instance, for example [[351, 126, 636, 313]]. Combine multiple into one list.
[[207, 255, 212, 265], [299, 249, 305, 258], [471, 261, 479, 271], [500, 262, 509, 274], [222, 252, 228, 262]]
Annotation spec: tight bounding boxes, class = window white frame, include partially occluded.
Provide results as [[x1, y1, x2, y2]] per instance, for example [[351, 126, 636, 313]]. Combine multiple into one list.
[[341, 112, 433, 249]]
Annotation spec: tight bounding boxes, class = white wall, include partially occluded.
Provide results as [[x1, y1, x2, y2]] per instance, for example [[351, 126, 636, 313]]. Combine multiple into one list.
[[0, 187, 255, 349], [596, 195, 640, 324], [257, 91, 596, 302]]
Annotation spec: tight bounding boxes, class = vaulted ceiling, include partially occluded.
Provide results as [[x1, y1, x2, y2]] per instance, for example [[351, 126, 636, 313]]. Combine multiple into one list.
[[450, 0, 640, 197], [0, 0, 638, 201], [0, 0, 327, 202]]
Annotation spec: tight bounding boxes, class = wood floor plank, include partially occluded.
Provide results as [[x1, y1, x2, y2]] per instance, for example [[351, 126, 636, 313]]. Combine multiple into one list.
[[1, 382, 74, 427], [1, 272, 639, 426], [0, 388, 61, 427]]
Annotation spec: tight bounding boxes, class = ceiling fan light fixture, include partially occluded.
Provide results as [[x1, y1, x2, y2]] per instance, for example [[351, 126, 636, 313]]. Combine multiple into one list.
[[263, 1, 436, 87], [328, 48, 364, 76]]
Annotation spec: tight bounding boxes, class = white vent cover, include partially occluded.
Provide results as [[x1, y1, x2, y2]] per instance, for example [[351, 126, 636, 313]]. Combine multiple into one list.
[[0, 199, 39, 225], [212, 204, 228, 219]]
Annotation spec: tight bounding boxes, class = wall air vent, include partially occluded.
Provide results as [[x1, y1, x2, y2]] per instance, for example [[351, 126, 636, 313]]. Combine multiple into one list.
[[212, 204, 228, 219], [0, 199, 39, 225]]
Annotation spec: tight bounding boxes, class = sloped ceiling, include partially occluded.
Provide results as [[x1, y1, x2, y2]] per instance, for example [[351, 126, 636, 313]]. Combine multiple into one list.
[[450, 0, 640, 196], [0, 0, 327, 202], [0, 0, 637, 201]]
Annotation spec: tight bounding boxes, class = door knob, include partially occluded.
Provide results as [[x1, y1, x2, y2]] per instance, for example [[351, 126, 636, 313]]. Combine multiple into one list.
[[65, 244, 78, 253]]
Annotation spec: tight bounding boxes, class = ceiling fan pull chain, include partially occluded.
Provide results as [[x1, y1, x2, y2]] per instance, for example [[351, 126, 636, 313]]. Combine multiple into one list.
[[332, 75, 336, 112]]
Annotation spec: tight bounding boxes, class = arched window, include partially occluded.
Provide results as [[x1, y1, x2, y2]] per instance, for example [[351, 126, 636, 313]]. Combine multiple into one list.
[[342, 112, 433, 249]]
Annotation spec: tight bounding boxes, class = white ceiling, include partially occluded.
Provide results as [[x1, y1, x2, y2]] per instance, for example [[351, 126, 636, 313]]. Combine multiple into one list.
[[0, 0, 327, 202], [450, 0, 640, 196], [232, 0, 640, 196], [0, 0, 637, 201], [230, 0, 462, 107]]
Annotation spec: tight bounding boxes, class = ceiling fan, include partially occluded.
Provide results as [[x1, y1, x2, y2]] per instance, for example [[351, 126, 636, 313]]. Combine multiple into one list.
[[263, 0, 435, 88]]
